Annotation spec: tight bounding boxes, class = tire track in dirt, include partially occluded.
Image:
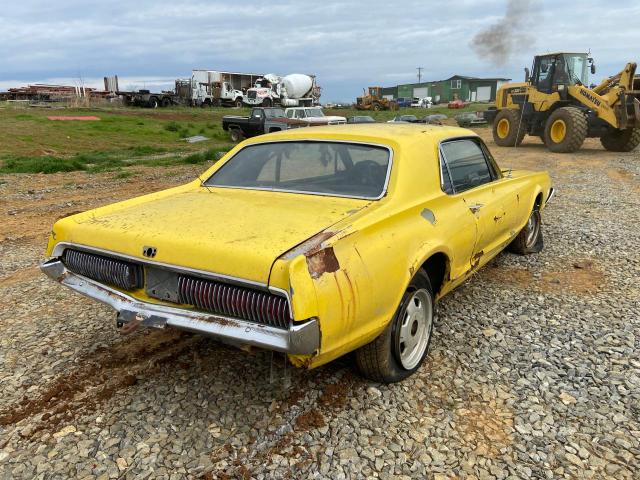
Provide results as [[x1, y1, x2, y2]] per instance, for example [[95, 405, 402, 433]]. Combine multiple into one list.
[[210, 365, 362, 478], [0, 329, 205, 440]]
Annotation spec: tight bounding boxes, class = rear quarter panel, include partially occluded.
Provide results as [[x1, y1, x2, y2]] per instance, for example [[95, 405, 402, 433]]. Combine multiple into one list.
[[271, 131, 480, 368]]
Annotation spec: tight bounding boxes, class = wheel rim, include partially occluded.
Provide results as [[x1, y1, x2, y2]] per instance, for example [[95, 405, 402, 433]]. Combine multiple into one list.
[[497, 118, 510, 139], [525, 210, 540, 248], [550, 119, 566, 143], [395, 289, 432, 370]]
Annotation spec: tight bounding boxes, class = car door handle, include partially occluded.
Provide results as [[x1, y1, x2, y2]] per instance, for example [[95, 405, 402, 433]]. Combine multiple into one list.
[[468, 204, 483, 214]]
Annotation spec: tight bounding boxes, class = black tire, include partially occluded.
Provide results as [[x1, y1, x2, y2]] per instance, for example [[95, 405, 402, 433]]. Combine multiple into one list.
[[492, 109, 526, 147], [372, 103, 381, 111], [161, 97, 171, 108], [600, 128, 640, 152], [356, 270, 434, 383], [262, 98, 272, 107], [229, 128, 243, 143], [148, 97, 159, 109], [543, 107, 587, 153], [508, 203, 543, 254], [235, 98, 243, 108]]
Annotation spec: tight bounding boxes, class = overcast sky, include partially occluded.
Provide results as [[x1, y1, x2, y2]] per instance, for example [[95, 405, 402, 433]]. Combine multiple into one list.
[[1, 0, 638, 101]]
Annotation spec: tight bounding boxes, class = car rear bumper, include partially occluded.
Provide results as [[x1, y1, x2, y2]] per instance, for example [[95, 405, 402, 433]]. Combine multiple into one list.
[[40, 259, 320, 355]]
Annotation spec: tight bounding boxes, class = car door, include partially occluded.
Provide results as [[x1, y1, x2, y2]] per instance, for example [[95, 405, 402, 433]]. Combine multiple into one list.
[[249, 109, 264, 134], [440, 138, 513, 269]]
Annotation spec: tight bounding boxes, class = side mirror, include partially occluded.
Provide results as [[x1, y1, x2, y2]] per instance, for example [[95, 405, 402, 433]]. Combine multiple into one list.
[[524, 67, 530, 82], [591, 63, 596, 75]]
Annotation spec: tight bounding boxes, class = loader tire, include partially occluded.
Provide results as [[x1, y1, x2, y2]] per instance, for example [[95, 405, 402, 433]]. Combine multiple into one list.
[[543, 107, 587, 153], [372, 103, 381, 111], [600, 128, 640, 152], [492, 109, 526, 147]]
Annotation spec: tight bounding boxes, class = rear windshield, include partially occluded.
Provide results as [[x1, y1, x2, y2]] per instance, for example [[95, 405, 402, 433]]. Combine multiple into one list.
[[205, 141, 391, 199]]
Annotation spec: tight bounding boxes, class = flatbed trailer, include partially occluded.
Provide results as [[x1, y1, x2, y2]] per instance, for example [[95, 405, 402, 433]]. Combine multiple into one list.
[[119, 90, 179, 108]]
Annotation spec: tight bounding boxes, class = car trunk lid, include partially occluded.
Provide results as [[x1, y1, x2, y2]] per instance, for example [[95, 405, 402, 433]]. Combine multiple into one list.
[[61, 187, 370, 284]]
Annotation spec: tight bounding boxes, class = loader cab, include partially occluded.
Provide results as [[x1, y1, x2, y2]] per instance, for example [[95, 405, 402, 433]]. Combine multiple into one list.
[[531, 53, 590, 94]]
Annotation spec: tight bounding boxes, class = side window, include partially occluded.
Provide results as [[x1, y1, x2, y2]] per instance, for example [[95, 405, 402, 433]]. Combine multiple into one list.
[[535, 57, 555, 91], [440, 155, 454, 194], [286, 110, 293, 118], [440, 139, 493, 193]]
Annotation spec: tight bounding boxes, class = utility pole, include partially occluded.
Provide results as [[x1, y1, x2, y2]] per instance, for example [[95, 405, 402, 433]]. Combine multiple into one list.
[[417, 67, 423, 84]]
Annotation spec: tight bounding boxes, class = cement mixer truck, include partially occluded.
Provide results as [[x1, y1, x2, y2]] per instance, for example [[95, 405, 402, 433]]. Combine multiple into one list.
[[244, 73, 320, 107]]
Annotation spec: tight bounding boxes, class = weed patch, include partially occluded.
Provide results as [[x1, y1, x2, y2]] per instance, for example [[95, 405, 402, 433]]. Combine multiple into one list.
[[165, 121, 181, 132]]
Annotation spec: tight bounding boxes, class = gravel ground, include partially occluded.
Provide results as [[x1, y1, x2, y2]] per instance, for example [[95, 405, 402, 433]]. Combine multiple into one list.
[[0, 134, 639, 479]]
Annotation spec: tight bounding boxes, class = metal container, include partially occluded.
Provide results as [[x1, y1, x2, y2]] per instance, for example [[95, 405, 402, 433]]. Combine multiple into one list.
[[282, 74, 313, 99]]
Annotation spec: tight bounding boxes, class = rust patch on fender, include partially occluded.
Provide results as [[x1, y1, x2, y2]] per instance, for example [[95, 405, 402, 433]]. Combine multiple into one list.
[[306, 247, 340, 279], [282, 231, 335, 260]]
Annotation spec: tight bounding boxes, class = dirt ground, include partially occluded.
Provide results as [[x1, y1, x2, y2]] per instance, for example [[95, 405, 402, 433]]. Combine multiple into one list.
[[0, 129, 639, 479]]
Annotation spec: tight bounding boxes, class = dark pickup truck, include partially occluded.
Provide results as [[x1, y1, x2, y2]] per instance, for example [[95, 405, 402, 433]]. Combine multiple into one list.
[[222, 107, 306, 142]]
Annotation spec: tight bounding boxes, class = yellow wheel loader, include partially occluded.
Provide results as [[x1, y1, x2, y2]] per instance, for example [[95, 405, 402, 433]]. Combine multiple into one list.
[[355, 87, 399, 111], [484, 53, 640, 153]]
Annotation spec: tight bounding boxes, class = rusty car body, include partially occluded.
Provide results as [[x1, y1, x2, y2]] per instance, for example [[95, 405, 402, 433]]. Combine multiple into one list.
[[41, 124, 553, 382]]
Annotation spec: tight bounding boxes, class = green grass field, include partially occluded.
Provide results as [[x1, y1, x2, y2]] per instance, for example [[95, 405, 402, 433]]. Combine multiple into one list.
[[0, 103, 488, 174]]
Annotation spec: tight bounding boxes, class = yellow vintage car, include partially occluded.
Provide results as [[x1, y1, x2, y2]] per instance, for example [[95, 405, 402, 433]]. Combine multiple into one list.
[[42, 125, 553, 382]]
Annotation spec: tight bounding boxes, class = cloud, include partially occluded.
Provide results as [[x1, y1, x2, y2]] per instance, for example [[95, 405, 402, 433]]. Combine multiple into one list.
[[0, 0, 638, 101]]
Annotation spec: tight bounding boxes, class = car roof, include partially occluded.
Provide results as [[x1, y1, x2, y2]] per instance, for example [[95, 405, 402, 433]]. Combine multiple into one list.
[[243, 123, 477, 147]]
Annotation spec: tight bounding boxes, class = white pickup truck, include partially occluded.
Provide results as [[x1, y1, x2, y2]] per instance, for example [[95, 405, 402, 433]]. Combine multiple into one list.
[[411, 97, 433, 108], [285, 107, 346, 125]]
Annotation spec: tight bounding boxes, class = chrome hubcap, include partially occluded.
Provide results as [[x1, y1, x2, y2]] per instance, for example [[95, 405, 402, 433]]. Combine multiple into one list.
[[396, 289, 432, 370], [525, 210, 540, 247]]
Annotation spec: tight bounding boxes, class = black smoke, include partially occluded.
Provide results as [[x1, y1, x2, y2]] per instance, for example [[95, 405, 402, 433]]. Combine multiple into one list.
[[471, 0, 536, 66]]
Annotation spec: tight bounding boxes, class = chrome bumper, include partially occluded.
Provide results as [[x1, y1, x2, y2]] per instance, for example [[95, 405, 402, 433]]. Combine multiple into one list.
[[40, 259, 320, 355]]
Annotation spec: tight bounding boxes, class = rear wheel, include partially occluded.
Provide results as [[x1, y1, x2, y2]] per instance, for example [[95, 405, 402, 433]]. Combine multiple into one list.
[[600, 128, 640, 152], [148, 97, 159, 109], [235, 98, 243, 108], [229, 128, 244, 143], [161, 97, 171, 107], [372, 103, 381, 111], [356, 270, 434, 383], [543, 107, 587, 153], [492, 109, 526, 147]]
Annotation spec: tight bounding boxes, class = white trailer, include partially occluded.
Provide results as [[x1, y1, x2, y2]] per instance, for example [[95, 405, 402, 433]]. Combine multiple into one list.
[[189, 70, 264, 107]]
